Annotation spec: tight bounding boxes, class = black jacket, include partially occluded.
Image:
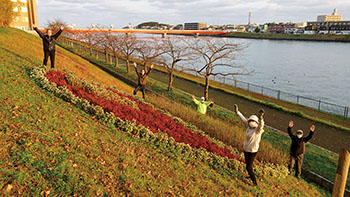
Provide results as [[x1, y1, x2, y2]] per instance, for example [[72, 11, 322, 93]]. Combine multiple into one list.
[[34, 27, 63, 52], [288, 127, 314, 156]]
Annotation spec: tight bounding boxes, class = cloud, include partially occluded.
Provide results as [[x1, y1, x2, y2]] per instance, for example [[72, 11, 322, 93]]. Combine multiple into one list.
[[36, 0, 350, 27]]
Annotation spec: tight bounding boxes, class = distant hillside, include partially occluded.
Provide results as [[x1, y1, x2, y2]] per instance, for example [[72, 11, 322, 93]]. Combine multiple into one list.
[[137, 21, 170, 28]]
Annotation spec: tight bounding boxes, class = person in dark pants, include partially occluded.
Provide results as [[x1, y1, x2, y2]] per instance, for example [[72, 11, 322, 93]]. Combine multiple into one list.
[[288, 121, 315, 179], [33, 25, 64, 68], [234, 104, 265, 186], [133, 62, 153, 99]]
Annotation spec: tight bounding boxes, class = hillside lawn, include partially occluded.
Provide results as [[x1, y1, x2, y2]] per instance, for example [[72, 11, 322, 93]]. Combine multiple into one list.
[[0, 27, 330, 196]]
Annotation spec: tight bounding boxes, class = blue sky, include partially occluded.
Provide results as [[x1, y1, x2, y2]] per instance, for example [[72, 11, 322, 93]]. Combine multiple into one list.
[[36, 0, 350, 28]]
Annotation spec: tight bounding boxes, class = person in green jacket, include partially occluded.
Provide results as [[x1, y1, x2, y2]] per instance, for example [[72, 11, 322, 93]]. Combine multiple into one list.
[[192, 95, 213, 114]]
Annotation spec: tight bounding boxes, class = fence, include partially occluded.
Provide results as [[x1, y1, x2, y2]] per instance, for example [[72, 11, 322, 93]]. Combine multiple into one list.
[[178, 66, 350, 118], [61, 39, 350, 118]]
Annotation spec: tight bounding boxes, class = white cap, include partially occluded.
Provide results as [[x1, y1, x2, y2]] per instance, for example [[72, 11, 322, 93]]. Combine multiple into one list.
[[200, 97, 205, 100], [248, 115, 259, 123]]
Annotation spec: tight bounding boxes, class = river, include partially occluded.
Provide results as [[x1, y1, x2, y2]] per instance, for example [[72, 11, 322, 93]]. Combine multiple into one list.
[[137, 34, 350, 108]]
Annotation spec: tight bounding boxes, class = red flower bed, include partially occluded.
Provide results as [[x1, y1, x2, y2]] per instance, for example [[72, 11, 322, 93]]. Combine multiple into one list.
[[45, 70, 242, 162]]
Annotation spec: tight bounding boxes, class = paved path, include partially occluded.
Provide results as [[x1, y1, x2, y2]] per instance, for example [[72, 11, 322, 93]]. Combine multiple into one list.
[[149, 69, 350, 154]]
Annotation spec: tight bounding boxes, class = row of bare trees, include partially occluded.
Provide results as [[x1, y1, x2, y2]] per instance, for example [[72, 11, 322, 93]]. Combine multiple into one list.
[[67, 30, 251, 99]]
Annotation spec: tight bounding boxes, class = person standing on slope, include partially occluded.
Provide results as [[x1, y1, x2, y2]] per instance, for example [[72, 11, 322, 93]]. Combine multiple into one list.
[[133, 62, 153, 99], [192, 96, 213, 115], [287, 121, 315, 179], [234, 104, 265, 186], [33, 25, 64, 68]]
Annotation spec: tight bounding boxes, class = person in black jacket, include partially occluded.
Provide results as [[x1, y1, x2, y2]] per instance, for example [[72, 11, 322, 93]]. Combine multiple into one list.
[[288, 121, 315, 178], [133, 62, 153, 99], [33, 25, 64, 68]]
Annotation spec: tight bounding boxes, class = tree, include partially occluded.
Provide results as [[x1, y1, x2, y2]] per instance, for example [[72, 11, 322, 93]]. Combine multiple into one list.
[[80, 27, 98, 56], [159, 38, 190, 91], [47, 18, 68, 37], [0, 0, 17, 27], [119, 34, 138, 73], [255, 27, 260, 33], [186, 38, 251, 100], [134, 39, 163, 71], [105, 33, 121, 67]]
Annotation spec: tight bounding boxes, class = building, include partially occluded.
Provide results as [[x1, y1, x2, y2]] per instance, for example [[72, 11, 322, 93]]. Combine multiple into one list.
[[268, 23, 298, 34], [184, 22, 207, 30], [305, 21, 350, 35], [317, 9, 342, 22], [10, 0, 38, 31]]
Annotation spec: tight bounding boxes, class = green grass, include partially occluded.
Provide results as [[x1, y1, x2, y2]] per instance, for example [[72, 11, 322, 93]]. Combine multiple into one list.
[[58, 40, 350, 190], [0, 27, 331, 196]]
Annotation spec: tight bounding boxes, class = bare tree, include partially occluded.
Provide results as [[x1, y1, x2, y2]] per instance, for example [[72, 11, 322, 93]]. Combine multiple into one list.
[[105, 34, 122, 67], [47, 18, 68, 38], [186, 38, 251, 100], [119, 34, 138, 73], [94, 33, 111, 63], [159, 38, 191, 91], [80, 27, 98, 56], [134, 39, 163, 71]]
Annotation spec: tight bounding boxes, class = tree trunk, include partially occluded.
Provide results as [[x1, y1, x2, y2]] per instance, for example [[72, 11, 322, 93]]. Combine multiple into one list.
[[168, 72, 174, 91], [114, 54, 119, 67], [104, 49, 108, 62], [89, 47, 93, 56], [168, 62, 176, 91], [204, 75, 210, 100], [126, 59, 130, 73]]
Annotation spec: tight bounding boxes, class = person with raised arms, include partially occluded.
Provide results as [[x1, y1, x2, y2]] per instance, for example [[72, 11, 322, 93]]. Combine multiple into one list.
[[133, 62, 153, 99], [234, 104, 265, 186], [191, 96, 213, 115], [287, 120, 315, 179], [33, 25, 64, 68]]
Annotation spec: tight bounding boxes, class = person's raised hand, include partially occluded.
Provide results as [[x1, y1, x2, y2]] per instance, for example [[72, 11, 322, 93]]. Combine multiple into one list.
[[60, 26, 65, 30], [234, 104, 238, 113], [150, 64, 154, 69], [192, 95, 195, 99], [133, 62, 137, 68], [259, 108, 265, 119], [310, 125, 315, 132], [289, 121, 294, 128]]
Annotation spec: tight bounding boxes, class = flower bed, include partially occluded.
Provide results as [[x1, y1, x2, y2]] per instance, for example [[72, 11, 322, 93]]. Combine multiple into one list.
[[31, 66, 288, 179], [45, 70, 240, 161]]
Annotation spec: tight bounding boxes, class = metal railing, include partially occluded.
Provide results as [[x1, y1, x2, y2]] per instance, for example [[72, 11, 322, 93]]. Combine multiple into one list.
[[61, 39, 350, 118], [184, 68, 349, 118]]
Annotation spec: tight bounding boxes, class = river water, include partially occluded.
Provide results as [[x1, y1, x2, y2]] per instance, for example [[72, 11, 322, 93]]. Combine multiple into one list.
[[137, 34, 350, 108]]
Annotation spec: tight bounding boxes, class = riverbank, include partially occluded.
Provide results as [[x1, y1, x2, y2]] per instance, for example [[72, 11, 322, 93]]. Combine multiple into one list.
[[56, 39, 350, 191], [205, 32, 350, 42]]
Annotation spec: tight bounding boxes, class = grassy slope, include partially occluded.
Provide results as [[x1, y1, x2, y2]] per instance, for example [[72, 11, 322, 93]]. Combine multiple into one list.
[[0, 28, 328, 196], [57, 40, 350, 189], [63, 37, 350, 131]]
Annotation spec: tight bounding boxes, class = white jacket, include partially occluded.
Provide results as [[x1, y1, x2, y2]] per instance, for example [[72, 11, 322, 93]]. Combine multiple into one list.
[[237, 111, 265, 153]]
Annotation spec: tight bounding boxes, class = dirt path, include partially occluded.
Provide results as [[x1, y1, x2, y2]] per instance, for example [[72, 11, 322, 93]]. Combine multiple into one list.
[[149, 70, 350, 153]]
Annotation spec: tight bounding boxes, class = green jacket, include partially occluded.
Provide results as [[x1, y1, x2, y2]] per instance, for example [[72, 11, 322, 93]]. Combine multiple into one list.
[[193, 98, 211, 114]]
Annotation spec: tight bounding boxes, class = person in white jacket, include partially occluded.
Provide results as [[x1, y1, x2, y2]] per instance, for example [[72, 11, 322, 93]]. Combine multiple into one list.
[[234, 104, 265, 186]]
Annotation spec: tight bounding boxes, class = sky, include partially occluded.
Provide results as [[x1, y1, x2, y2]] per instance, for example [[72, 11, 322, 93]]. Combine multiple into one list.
[[36, 0, 350, 28]]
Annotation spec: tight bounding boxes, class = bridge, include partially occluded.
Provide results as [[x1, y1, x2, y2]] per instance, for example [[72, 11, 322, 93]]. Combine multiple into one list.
[[67, 28, 228, 38]]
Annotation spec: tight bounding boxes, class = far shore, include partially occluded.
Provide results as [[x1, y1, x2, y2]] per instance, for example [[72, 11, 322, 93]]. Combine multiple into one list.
[[200, 32, 350, 42]]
